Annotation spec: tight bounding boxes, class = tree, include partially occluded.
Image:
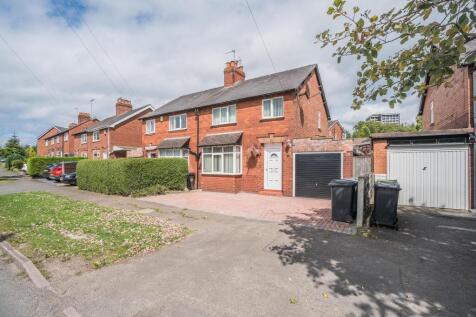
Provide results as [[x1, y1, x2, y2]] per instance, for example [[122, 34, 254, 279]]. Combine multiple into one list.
[[351, 120, 420, 138], [317, 0, 475, 109], [2, 135, 25, 157], [25, 146, 37, 159]]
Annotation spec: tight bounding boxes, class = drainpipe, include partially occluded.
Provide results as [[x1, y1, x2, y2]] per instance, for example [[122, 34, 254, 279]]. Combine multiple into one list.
[[195, 108, 200, 189], [107, 128, 110, 159], [472, 68, 476, 210]]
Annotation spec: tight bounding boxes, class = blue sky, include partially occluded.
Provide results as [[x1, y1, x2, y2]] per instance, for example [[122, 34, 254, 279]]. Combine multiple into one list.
[[0, 0, 417, 146]]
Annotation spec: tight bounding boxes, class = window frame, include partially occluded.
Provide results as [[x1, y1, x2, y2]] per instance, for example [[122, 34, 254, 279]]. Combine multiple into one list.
[[80, 133, 87, 144], [430, 101, 435, 125], [317, 111, 321, 130], [64, 133, 68, 142], [212, 104, 237, 126], [262, 96, 284, 119], [201, 145, 242, 175], [45, 139, 49, 146], [92, 131, 100, 142], [169, 113, 187, 131], [146, 119, 156, 134], [92, 150, 100, 160]]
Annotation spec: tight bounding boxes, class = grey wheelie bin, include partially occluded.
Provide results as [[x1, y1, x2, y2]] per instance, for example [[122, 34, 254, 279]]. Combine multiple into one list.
[[329, 179, 358, 223], [372, 180, 401, 230]]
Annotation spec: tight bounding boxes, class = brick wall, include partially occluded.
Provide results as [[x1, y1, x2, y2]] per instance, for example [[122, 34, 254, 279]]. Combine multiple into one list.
[[328, 122, 344, 140], [37, 128, 60, 157], [421, 66, 472, 130], [142, 71, 328, 196], [372, 139, 387, 175]]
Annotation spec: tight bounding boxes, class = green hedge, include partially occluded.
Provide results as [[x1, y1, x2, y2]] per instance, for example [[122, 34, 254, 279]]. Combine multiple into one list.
[[5, 154, 25, 170], [76, 158, 188, 196], [27, 157, 85, 176]]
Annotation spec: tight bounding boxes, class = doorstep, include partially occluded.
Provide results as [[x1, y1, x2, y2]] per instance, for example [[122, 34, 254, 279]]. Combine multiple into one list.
[[258, 189, 284, 196]]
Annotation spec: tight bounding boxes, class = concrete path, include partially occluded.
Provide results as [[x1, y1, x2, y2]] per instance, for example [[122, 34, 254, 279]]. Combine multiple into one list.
[[1, 172, 476, 316]]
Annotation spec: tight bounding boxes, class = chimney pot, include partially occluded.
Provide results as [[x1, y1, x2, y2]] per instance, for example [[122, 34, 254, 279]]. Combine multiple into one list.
[[224, 60, 245, 87]]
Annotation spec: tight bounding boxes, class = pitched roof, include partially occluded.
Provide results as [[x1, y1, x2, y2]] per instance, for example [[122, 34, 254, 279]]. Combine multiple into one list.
[[157, 137, 190, 149], [80, 105, 153, 133], [37, 126, 66, 139], [142, 64, 330, 119], [199, 132, 243, 147]]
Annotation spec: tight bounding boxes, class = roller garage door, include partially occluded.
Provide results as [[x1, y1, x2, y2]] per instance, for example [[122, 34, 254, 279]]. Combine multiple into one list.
[[294, 152, 343, 198], [388, 144, 469, 210]]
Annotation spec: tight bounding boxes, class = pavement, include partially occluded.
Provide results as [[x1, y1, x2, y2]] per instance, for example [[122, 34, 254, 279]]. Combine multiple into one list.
[[1, 169, 476, 316]]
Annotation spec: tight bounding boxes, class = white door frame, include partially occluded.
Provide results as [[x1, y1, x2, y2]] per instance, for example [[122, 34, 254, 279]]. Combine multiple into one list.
[[292, 152, 344, 197], [264, 143, 283, 190]]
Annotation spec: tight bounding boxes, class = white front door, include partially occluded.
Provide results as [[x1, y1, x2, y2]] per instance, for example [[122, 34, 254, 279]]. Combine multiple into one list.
[[264, 143, 282, 190]]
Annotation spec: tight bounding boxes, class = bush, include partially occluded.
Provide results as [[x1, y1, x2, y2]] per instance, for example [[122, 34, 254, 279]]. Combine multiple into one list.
[[5, 153, 24, 170], [27, 157, 85, 176], [11, 159, 24, 170], [77, 158, 188, 196], [131, 184, 168, 197]]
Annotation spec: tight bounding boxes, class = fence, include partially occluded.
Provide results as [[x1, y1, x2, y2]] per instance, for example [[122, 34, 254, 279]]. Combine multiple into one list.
[[353, 156, 371, 177]]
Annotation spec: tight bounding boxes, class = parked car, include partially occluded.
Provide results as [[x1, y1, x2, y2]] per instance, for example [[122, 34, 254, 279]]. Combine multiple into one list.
[[60, 172, 77, 185], [21, 163, 28, 173], [44, 163, 56, 179], [50, 164, 63, 182]]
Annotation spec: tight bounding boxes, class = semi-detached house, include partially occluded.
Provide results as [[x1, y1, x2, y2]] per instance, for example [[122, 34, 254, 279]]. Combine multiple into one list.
[[141, 60, 335, 196]]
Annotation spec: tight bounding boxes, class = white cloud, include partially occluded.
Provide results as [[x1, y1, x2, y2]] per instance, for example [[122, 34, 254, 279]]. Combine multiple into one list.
[[0, 0, 417, 146]]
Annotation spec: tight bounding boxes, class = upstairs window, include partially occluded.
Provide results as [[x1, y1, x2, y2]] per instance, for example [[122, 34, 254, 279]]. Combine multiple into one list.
[[146, 119, 155, 134], [92, 131, 100, 142], [212, 105, 236, 125], [169, 114, 187, 131], [262, 97, 284, 119], [81, 133, 87, 144], [317, 111, 322, 130], [45, 139, 49, 146], [64, 133, 68, 141], [55, 136, 60, 144]]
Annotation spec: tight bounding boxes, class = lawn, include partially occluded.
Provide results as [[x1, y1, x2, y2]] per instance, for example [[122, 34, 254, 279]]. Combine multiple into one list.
[[0, 192, 188, 268]]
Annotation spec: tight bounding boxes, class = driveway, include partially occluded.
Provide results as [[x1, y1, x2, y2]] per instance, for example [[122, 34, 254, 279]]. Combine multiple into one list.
[[1, 174, 476, 316]]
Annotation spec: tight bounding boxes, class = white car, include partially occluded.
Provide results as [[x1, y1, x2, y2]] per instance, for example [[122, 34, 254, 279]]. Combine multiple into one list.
[[21, 163, 28, 173]]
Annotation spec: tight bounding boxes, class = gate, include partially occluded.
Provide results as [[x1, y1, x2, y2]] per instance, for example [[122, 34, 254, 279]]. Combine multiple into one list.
[[353, 156, 371, 177]]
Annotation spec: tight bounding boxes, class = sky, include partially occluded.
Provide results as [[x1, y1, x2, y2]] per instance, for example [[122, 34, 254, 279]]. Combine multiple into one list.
[[0, 0, 419, 146]]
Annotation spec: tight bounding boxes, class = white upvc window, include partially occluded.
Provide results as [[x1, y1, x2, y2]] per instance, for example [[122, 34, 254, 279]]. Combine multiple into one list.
[[169, 113, 187, 131], [92, 131, 100, 142], [55, 136, 60, 144], [262, 96, 284, 119], [102, 152, 108, 160], [64, 133, 68, 141], [317, 111, 321, 130], [430, 101, 435, 124], [212, 104, 236, 125], [92, 150, 100, 160], [159, 148, 189, 159], [81, 133, 87, 144], [146, 119, 156, 134], [202, 145, 242, 175], [45, 139, 49, 146], [81, 152, 87, 158]]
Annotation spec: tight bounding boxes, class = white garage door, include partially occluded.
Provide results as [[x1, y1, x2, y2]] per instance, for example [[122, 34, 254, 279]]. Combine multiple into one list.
[[388, 144, 469, 210]]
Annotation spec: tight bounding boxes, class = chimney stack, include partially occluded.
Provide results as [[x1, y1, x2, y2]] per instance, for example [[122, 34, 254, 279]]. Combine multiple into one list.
[[68, 123, 76, 129], [224, 60, 245, 87], [78, 112, 91, 124], [116, 98, 133, 116]]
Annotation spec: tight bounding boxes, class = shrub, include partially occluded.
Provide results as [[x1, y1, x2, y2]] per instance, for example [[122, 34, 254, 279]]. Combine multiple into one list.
[[11, 159, 25, 170], [27, 157, 85, 176], [131, 184, 168, 197], [77, 158, 188, 196], [5, 153, 24, 170]]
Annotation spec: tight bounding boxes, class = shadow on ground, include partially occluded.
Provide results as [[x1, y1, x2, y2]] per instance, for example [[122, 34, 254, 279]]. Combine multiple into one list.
[[271, 207, 476, 316]]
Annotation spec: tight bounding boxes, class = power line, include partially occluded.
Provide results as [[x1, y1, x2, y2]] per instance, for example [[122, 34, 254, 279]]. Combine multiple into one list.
[[0, 32, 60, 104], [244, 0, 277, 72], [52, 3, 123, 95]]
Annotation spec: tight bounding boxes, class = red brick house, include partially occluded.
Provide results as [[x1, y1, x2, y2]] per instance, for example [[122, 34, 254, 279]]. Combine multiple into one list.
[[141, 61, 339, 197], [328, 120, 345, 140], [73, 98, 153, 159], [371, 39, 475, 210]]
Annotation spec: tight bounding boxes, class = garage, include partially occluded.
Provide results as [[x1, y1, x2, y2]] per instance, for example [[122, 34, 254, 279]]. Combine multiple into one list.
[[294, 152, 343, 199], [388, 144, 469, 210]]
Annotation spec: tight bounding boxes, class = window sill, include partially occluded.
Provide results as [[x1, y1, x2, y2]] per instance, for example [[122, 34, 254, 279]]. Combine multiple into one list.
[[169, 128, 187, 132], [211, 122, 237, 128], [145, 132, 155, 135], [260, 116, 284, 122], [92, 140, 100, 143], [201, 173, 242, 177]]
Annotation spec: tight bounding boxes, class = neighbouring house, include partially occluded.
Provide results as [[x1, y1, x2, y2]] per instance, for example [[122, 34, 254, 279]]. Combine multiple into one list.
[[366, 113, 400, 124], [73, 98, 153, 159], [328, 120, 345, 140], [371, 39, 476, 210], [141, 60, 352, 197], [38, 113, 98, 157]]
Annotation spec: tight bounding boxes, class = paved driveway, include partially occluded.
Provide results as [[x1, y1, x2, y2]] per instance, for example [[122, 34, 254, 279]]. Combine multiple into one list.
[[139, 191, 330, 222]]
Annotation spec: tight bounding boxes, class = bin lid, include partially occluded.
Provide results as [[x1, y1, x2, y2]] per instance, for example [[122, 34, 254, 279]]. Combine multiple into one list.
[[375, 179, 401, 190], [328, 178, 358, 187]]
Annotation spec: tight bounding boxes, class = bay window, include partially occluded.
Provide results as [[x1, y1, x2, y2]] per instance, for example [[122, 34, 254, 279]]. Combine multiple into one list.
[[262, 96, 284, 119], [212, 104, 236, 125], [202, 145, 241, 175], [169, 114, 187, 131]]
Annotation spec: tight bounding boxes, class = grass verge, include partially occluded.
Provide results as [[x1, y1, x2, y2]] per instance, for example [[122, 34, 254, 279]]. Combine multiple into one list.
[[0, 192, 188, 269]]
